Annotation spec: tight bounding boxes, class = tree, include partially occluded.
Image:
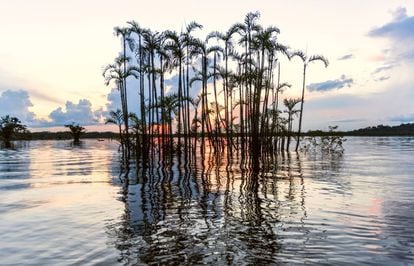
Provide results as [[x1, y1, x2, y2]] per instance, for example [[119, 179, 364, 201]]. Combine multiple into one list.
[[283, 98, 301, 152], [0, 115, 27, 148], [127, 21, 148, 150], [105, 109, 125, 152], [290, 50, 329, 151], [103, 56, 139, 154], [65, 123, 86, 144]]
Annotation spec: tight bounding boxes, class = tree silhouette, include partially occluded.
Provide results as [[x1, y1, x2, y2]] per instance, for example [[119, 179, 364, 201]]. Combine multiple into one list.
[[283, 98, 301, 151], [0, 115, 27, 148], [290, 50, 329, 151], [65, 123, 86, 144]]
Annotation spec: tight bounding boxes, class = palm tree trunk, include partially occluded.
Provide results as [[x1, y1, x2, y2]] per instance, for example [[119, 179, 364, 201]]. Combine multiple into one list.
[[295, 64, 306, 151]]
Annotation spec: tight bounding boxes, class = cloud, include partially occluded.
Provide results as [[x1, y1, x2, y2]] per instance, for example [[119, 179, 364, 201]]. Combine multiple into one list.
[[307, 75, 353, 92], [48, 99, 102, 126], [0, 89, 47, 126], [368, 7, 414, 64], [372, 63, 398, 74], [389, 114, 414, 123], [0, 89, 103, 127], [337, 54, 353, 60], [368, 7, 414, 41], [374, 76, 390, 82], [329, 118, 367, 123]]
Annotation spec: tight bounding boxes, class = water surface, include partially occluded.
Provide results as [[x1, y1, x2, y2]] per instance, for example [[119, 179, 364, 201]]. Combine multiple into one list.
[[0, 138, 413, 265]]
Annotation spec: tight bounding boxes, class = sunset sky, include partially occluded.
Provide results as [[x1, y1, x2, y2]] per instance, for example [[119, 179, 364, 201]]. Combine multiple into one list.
[[0, 0, 413, 131]]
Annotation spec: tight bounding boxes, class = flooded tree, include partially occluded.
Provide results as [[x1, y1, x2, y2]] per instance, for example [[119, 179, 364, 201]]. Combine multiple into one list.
[[0, 115, 27, 148], [290, 51, 329, 151], [65, 123, 86, 144]]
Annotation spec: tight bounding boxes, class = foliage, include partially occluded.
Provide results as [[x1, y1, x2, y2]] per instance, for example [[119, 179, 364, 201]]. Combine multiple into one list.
[[303, 126, 345, 154], [349, 123, 414, 136], [103, 11, 330, 158], [0, 115, 28, 148], [65, 123, 86, 143]]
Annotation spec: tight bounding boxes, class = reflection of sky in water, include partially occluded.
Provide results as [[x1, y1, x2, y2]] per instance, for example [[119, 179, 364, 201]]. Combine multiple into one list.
[[0, 137, 413, 264]]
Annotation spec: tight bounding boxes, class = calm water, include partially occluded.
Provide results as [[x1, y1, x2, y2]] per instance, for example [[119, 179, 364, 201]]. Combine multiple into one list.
[[0, 137, 413, 265]]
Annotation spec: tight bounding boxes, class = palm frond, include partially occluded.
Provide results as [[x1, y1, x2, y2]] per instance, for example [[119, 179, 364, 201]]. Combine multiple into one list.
[[308, 55, 329, 67]]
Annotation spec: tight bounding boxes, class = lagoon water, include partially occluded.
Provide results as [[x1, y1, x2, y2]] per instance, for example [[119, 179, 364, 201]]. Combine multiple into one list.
[[0, 137, 413, 265]]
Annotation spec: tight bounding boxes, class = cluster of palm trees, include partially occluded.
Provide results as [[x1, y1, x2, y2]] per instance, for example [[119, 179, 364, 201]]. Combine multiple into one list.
[[103, 12, 328, 160]]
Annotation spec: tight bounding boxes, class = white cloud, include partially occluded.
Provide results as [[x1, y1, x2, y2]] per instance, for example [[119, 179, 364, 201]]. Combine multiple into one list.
[[0, 89, 48, 126], [368, 7, 414, 61], [49, 99, 102, 126]]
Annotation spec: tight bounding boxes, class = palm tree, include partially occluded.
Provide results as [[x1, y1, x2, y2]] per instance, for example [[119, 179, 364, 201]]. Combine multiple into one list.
[[105, 109, 125, 151], [113, 27, 132, 128], [283, 98, 301, 152], [127, 21, 148, 149], [0, 115, 27, 148], [207, 26, 238, 136], [156, 93, 180, 150], [142, 30, 162, 141], [65, 123, 86, 144], [272, 82, 291, 149], [164, 30, 185, 144], [103, 56, 139, 153], [183, 22, 203, 150], [233, 11, 261, 139], [290, 50, 329, 151]]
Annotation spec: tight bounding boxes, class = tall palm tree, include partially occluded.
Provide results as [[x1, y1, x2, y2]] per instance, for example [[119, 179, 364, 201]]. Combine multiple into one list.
[[127, 21, 148, 148], [290, 50, 328, 151], [207, 26, 238, 136], [164, 30, 185, 144], [113, 27, 132, 137], [183, 22, 203, 150], [103, 56, 139, 153], [142, 30, 161, 140]]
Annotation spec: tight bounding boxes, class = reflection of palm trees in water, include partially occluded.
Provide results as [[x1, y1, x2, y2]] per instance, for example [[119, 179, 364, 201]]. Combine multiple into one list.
[[108, 146, 316, 264]]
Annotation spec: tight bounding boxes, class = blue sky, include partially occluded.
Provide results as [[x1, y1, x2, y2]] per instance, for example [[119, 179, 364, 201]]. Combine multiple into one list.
[[0, 0, 413, 131]]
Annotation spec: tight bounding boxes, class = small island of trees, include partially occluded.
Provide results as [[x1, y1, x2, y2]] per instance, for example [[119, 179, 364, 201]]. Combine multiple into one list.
[[102, 11, 329, 163]]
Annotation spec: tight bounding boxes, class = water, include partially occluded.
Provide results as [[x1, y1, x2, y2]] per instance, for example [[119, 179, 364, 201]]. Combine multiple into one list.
[[0, 137, 413, 265]]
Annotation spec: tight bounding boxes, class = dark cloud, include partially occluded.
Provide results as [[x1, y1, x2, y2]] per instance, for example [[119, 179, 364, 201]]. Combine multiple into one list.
[[337, 54, 354, 60], [329, 118, 367, 123], [375, 76, 390, 82], [389, 114, 414, 123], [372, 63, 397, 74], [307, 75, 353, 92], [49, 99, 102, 126]]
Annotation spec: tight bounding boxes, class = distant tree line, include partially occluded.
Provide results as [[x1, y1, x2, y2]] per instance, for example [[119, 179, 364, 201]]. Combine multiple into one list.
[[307, 123, 414, 136]]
